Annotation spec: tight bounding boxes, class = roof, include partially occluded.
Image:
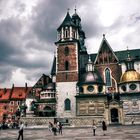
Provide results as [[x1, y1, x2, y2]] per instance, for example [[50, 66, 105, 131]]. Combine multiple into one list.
[[0, 88, 11, 101], [90, 49, 140, 63], [94, 36, 119, 64], [33, 74, 52, 88], [10, 87, 30, 100], [115, 49, 140, 61], [78, 70, 104, 86], [57, 12, 76, 31], [51, 56, 56, 75], [0, 86, 31, 101]]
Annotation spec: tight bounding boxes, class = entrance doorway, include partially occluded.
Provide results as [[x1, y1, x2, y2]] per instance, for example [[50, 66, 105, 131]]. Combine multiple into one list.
[[110, 108, 119, 123]]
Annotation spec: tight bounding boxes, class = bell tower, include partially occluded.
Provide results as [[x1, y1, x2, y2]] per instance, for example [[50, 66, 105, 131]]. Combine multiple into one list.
[[55, 10, 86, 117]]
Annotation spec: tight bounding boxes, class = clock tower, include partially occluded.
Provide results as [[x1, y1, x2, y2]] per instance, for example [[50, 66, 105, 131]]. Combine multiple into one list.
[[55, 10, 86, 117]]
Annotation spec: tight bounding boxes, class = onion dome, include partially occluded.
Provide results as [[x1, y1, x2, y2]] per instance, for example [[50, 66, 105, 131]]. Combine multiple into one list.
[[80, 70, 104, 85], [119, 48, 140, 84], [79, 55, 104, 85], [120, 70, 140, 83]]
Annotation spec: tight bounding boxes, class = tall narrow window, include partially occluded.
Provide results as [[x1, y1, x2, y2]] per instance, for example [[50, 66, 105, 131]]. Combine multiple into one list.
[[65, 47, 69, 56], [64, 98, 71, 110], [105, 68, 111, 86], [65, 61, 69, 70]]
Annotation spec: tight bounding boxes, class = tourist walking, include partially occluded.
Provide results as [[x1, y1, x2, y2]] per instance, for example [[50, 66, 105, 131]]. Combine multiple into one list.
[[92, 120, 97, 136], [48, 122, 53, 132], [102, 120, 107, 136], [17, 122, 24, 140], [52, 123, 57, 136], [58, 122, 63, 135]]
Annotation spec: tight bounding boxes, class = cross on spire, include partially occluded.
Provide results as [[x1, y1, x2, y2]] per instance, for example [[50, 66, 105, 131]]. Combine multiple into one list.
[[75, 5, 77, 13], [67, 8, 70, 13]]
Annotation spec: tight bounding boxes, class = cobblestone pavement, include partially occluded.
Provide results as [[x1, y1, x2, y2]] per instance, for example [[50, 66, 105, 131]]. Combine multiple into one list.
[[0, 125, 140, 140]]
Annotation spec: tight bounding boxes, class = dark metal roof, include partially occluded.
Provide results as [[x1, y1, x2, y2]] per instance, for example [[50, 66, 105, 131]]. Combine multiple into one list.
[[78, 70, 104, 85], [51, 49, 140, 76], [51, 56, 56, 75], [115, 49, 140, 62], [57, 12, 76, 31]]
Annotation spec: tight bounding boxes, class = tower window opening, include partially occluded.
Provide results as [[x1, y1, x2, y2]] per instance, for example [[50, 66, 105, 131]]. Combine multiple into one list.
[[65, 61, 69, 70], [65, 46, 69, 56]]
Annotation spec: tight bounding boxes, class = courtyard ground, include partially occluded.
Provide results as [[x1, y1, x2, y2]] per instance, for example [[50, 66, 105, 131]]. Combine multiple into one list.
[[0, 125, 140, 140]]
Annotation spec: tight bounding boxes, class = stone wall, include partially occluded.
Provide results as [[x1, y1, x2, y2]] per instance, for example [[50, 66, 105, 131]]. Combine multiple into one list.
[[20, 116, 104, 127], [124, 114, 140, 125]]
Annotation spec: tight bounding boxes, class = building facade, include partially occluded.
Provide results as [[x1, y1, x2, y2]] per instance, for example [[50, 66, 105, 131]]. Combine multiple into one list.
[[0, 84, 31, 123], [50, 10, 140, 125]]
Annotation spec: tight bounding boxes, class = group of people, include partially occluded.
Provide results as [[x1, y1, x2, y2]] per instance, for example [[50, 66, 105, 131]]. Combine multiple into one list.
[[48, 121, 63, 136], [92, 120, 107, 136]]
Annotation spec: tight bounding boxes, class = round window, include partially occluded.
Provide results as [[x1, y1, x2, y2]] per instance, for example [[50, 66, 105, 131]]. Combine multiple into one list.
[[87, 86, 94, 92], [121, 85, 126, 91], [129, 84, 137, 90]]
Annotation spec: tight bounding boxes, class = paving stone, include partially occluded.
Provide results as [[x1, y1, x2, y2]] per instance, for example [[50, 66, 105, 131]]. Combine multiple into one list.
[[0, 125, 140, 140]]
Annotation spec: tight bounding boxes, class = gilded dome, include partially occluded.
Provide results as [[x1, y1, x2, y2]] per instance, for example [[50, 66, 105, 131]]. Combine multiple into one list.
[[120, 70, 140, 83]]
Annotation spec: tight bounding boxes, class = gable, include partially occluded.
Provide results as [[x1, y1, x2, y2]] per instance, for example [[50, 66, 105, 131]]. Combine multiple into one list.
[[94, 38, 118, 64]]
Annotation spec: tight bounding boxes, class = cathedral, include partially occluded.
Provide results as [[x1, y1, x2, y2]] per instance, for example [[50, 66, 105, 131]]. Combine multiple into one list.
[[27, 9, 140, 125]]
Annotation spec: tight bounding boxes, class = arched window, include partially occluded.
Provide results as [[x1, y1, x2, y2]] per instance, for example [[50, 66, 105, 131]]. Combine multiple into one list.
[[65, 47, 69, 55], [64, 99, 71, 110], [105, 68, 111, 86], [65, 61, 69, 70]]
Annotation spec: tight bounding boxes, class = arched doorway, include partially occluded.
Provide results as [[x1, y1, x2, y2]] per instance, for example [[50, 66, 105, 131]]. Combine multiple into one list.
[[39, 106, 55, 117], [110, 108, 119, 123]]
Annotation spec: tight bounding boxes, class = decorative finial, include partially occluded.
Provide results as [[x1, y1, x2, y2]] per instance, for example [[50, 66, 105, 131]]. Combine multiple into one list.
[[75, 5, 77, 13], [103, 34, 105, 38], [88, 54, 91, 62], [127, 46, 130, 59], [67, 8, 70, 13]]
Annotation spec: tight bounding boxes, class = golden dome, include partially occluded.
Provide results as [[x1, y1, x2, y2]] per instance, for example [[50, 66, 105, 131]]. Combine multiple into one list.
[[120, 70, 140, 83]]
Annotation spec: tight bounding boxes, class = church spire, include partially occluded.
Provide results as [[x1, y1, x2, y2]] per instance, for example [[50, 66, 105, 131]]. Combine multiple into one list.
[[125, 47, 135, 71], [86, 54, 94, 72]]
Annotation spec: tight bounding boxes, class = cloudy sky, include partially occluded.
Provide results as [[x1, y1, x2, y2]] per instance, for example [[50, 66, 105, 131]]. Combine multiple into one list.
[[0, 0, 140, 88]]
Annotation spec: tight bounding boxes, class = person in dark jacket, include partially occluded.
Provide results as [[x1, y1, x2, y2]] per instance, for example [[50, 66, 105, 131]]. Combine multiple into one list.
[[102, 121, 107, 136], [58, 122, 63, 135], [92, 120, 97, 136]]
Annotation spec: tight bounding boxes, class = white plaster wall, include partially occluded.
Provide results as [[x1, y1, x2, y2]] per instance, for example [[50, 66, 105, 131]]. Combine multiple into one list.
[[56, 82, 77, 118], [120, 63, 126, 74], [26, 99, 33, 112], [134, 61, 140, 73]]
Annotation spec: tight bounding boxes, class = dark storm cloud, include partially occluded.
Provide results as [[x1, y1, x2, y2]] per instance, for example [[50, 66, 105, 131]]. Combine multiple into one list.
[[31, 0, 101, 44], [0, 0, 103, 86], [31, 0, 74, 43], [0, 17, 23, 63], [0, 65, 15, 83]]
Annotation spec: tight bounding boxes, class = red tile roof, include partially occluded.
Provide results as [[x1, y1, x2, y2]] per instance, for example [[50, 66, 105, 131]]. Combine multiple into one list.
[[11, 87, 31, 100], [0, 86, 32, 101], [0, 88, 11, 101]]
